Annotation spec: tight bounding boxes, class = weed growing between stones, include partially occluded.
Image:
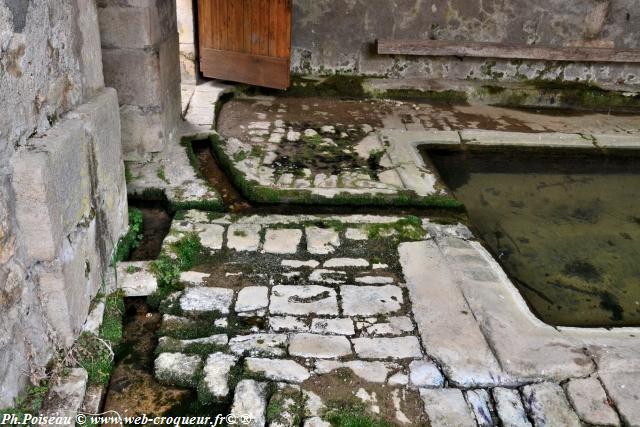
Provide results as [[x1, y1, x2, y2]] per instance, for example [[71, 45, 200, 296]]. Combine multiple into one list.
[[0, 381, 49, 421], [367, 216, 426, 241], [324, 401, 394, 427], [75, 290, 125, 385], [113, 208, 144, 263], [99, 291, 125, 343]]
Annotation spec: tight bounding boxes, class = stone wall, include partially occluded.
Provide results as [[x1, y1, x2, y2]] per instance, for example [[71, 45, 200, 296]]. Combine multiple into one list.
[[0, 0, 127, 407], [291, 0, 640, 86], [177, 0, 198, 83], [98, 0, 182, 161]]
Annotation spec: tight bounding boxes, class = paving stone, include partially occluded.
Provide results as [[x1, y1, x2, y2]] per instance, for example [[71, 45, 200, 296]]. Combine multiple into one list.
[[82, 301, 104, 335], [399, 241, 507, 387], [158, 334, 228, 352], [180, 287, 234, 314], [263, 229, 302, 254], [198, 224, 225, 250], [310, 318, 355, 335], [117, 261, 157, 296], [409, 360, 444, 388], [289, 334, 352, 359], [341, 285, 403, 316], [309, 269, 347, 284], [599, 371, 640, 427], [372, 263, 389, 270], [465, 389, 494, 427], [154, 353, 202, 388], [304, 390, 326, 417], [345, 227, 368, 240], [521, 382, 581, 427], [303, 417, 331, 427], [366, 316, 414, 336], [314, 361, 396, 383], [246, 358, 311, 383], [39, 368, 88, 426], [229, 334, 288, 357], [227, 224, 262, 251], [492, 388, 532, 427], [420, 388, 477, 427], [281, 259, 320, 269], [180, 271, 210, 286], [352, 337, 422, 359], [231, 380, 267, 427], [270, 316, 309, 332], [236, 286, 269, 313], [306, 227, 340, 255], [200, 353, 238, 400], [388, 372, 409, 386], [269, 385, 303, 427], [565, 376, 620, 426], [323, 258, 369, 268], [270, 285, 339, 316], [355, 276, 395, 284]]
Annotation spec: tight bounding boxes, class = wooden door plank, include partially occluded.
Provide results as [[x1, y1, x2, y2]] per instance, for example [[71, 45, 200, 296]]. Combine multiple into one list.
[[199, 0, 291, 89], [201, 48, 290, 89], [377, 39, 640, 63], [242, 0, 252, 53], [268, 0, 278, 57]]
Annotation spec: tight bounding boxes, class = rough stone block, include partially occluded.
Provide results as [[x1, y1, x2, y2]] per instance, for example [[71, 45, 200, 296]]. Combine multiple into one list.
[[521, 382, 581, 427], [102, 44, 164, 107], [263, 229, 302, 254], [599, 371, 640, 426], [119, 105, 168, 157], [154, 352, 202, 388], [77, 0, 105, 94], [12, 118, 91, 262], [199, 353, 238, 401], [565, 376, 620, 426], [98, 0, 177, 49], [231, 380, 267, 427], [245, 358, 311, 383], [39, 368, 88, 426], [289, 334, 352, 359], [492, 388, 532, 427], [75, 88, 128, 250], [229, 334, 288, 357], [236, 286, 269, 313], [420, 388, 477, 427], [38, 219, 102, 347], [180, 287, 234, 314], [352, 337, 423, 359], [270, 285, 339, 316], [340, 285, 403, 316]]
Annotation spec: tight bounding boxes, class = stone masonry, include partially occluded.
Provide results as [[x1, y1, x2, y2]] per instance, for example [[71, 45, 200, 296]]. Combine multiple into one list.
[[0, 0, 127, 406], [98, 0, 182, 160]]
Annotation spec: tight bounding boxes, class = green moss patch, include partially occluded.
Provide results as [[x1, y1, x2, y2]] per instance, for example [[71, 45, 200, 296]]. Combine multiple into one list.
[[113, 207, 144, 263]]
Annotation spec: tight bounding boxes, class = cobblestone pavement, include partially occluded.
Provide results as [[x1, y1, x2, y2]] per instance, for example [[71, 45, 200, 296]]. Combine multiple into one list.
[[117, 212, 639, 426]]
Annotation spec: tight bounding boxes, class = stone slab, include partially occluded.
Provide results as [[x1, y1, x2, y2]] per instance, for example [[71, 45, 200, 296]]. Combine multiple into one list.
[[352, 337, 422, 359], [246, 358, 311, 383], [420, 388, 477, 427], [227, 224, 262, 252], [236, 286, 269, 313], [599, 371, 640, 427], [39, 368, 88, 427], [399, 241, 509, 387], [340, 285, 403, 316], [306, 227, 340, 255], [263, 229, 302, 254], [493, 388, 531, 427], [289, 334, 352, 359], [229, 334, 288, 357], [200, 353, 238, 400], [566, 376, 620, 426], [521, 382, 581, 427], [231, 380, 267, 427], [180, 287, 234, 314], [154, 352, 201, 388], [270, 285, 339, 316]]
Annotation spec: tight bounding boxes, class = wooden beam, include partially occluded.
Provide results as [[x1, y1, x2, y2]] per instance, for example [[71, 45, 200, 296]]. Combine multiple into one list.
[[377, 39, 640, 63]]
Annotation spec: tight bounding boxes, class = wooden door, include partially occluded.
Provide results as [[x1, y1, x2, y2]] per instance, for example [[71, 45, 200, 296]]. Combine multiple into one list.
[[198, 0, 292, 89]]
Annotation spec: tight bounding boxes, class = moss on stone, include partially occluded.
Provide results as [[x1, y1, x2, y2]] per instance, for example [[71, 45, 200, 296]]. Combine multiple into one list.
[[209, 133, 465, 210], [379, 88, 468, 104]]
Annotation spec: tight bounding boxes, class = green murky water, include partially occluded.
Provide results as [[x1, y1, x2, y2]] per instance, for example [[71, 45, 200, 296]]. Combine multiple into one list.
[[425, 147, 640, 327]]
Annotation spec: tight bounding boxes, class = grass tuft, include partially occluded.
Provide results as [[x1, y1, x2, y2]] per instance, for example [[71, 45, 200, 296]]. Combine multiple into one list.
[[113, 208, 144, 263]]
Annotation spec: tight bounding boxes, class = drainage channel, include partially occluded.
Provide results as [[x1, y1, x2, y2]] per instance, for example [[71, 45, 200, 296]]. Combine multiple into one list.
[[103, 142, 466, 418]]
